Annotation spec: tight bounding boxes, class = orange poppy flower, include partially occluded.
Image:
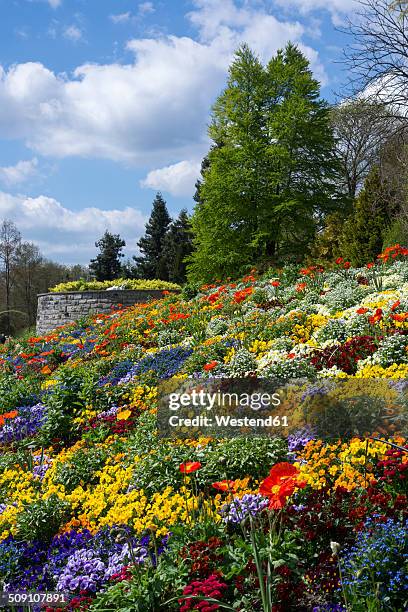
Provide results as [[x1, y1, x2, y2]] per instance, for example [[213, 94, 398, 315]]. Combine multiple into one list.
[[212, 480, 235, 492]]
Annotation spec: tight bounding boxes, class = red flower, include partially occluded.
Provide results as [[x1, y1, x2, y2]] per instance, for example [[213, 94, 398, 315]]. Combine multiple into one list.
[[259, 462, 305, 510], [356, 307, 369, 315], [391, 313, 408, 322], [296, 282, 307, 293], [271, 280, 280, 287], [369, 308, 383, 325], [180, 461, 202, 474], [366, 262, 375, 269], [233, 286, 253, 303], [343, 261, 351, 270], [335, 257, 343, 265], [391, 300, 401, 312], [212, 480, 235, 492], [203, 360, 218, 371]]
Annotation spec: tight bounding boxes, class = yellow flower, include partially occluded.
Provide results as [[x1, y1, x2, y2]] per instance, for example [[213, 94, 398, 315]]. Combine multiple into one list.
[[117, 409, 132, 421]]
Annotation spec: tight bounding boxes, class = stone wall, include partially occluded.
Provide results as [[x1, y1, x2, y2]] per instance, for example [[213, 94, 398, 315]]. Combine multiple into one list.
[[36, 290, 175, 335]]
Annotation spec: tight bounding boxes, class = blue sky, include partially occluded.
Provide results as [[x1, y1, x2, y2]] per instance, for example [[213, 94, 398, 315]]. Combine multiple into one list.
[[0, 0, 357, 264]]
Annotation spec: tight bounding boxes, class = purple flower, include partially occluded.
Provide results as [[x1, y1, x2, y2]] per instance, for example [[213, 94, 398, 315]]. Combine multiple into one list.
[[220, 494, 269, 524], [287, 426, 316, 452], [0, 403, 47, 444]]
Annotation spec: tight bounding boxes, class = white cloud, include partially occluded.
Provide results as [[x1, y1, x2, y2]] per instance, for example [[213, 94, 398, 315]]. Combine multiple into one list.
[[63, 25, 83, 42], [110, 12, 132, 24], [0, 191, 147, 263], [0, 158, 38, 187], [0, 0, 326, 167], [273, 0, 358, 25], [48, 0, 61, 7], [138, 2, 155, 16], [141, 160, 201, 196]]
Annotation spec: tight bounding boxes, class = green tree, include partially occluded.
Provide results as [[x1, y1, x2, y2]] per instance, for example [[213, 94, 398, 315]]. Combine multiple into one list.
[[133, 193, 171, 279], [341, 166, 391, 266], [89, 231, 126, 281], [188, 43, 339, 282], [162, 209, 193, 284]]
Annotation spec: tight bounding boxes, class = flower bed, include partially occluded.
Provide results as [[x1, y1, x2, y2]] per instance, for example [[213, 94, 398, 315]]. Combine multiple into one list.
[[0, 245, 407, 610], [49, 279, 181, 292]]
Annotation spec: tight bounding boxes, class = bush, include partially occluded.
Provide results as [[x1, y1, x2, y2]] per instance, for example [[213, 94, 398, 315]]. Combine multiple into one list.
[[15, 494, 71, 543]]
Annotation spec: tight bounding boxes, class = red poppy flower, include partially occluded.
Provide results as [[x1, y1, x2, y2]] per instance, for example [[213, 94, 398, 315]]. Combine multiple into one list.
[[212, 480, 235, 492], [180, 461, 202, 474], [233, 286, 254, 303], [259, 462, 305, 510], [203, 361, 218, 371]]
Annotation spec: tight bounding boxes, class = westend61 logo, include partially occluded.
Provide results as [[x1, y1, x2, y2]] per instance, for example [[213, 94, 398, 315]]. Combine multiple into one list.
[[157, 378, 408, 439], [167, 388, 287, 429]]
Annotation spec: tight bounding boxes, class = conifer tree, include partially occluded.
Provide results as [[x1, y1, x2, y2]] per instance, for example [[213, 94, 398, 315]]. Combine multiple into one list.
[[162, 209, 193, 283], [133, 193, 171, 279], [89, 231, 126, 281], [188, 43, 339, 282], [341, 166, 391, 266]]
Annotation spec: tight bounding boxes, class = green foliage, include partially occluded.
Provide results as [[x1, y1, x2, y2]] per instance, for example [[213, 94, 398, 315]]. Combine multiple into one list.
[[89, 231, 126, 281], [311, 212, 347, 264], [200, 437, 287, 482], [162, 209, 193, 284], [49, 278, 180, 292], [54, 446, 108, 493], [15, 494, 71, 543], [188, 43, 339, 282], [341, 166, 391, 266], [0, 372, 41, 412], [133, 193, 171, 280], [382, 217, 408, 249]]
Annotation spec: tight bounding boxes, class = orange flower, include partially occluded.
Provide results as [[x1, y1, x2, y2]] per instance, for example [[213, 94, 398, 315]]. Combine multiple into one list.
[[41, 365, 52, 375], [270, 281, 280, 287], [296, 282, 307, 293], [391, 300, 401, 312], [203, 361, 218, 371], [259, 462, 305, 510], [212, 480, 235, 492], [179, 461, 202, 474], [356, 307, 369, 315]]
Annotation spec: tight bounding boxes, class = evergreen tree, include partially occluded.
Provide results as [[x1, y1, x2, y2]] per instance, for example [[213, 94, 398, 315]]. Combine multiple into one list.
[[89, 231, 126, 281], [188, 44, 340, 282], [340, 166, 390, 266], [133, 193, 171, 279], [162, 209, 193, 283]]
